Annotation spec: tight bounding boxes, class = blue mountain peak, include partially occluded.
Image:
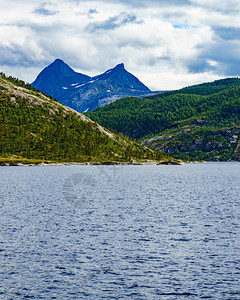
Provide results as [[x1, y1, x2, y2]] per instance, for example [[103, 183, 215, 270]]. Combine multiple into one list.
[[113, 63, 125, 70], [32, 60, 153, 112], [53, 58, 65, 64]]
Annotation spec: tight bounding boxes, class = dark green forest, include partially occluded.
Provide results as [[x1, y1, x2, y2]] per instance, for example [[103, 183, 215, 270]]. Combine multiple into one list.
[[86, 78, 240, 161], [0, 73, 170, 164]]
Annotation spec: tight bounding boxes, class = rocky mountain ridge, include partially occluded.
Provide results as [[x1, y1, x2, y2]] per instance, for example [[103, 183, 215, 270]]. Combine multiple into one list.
[[32, 59, 158, 112]]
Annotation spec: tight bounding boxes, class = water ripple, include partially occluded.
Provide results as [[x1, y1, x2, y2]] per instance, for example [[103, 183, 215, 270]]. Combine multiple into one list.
[[0, 163, 239, 299]]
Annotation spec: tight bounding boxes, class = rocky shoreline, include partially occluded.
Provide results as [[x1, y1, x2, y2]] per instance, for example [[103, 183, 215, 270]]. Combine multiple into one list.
[[0, 160, 184, 166]]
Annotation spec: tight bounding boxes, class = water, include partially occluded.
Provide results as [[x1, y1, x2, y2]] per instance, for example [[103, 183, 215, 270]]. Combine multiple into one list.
[[0, 163, 239, 299]]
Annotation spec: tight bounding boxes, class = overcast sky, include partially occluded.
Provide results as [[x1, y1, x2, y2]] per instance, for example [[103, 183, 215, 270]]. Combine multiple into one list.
[[0, 0, 240, 90]]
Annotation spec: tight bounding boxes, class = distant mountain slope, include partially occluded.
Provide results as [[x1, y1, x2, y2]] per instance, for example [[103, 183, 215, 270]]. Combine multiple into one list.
[[86, 78, 240, 161], [31, 59, 91, 100], [31, 59, 158, 112], [150, 77, 240, 98], [0, 73, 170, 164]]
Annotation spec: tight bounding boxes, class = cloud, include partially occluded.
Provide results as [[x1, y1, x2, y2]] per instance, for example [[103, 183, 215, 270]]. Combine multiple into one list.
[[74, 0, 190, 6], [0, 25, 45, 67], [189, 0, 240, 12], [88, 8, 98, 14], [213, 27, 240, 41], [0, 0, 240, 90], [87, 13, 142, 32], [201, 39, 240, 76], [33, 2, 58, 16]]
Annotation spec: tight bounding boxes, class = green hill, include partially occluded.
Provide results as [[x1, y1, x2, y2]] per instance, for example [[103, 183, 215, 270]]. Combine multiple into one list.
[[86, 78, 240, 161], [0, 73, 170, 165], [152, 77, 240, 97]]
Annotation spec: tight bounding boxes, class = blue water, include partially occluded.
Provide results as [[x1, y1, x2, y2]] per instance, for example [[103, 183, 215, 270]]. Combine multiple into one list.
[[0, 163, 239, 299]]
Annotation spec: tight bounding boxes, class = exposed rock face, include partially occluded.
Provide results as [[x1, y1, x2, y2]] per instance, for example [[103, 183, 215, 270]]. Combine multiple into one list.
[[143, 126, 240, 161], [32, 59, 158, 112]]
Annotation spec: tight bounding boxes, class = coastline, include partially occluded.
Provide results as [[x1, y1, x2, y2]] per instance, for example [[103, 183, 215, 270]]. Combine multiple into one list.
[[1, 157, 239, 166], [0, 159, 184, 166]]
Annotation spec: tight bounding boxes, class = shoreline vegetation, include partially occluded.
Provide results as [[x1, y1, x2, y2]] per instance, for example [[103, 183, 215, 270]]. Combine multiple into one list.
[[0, 73, 174, 165], [1, 156, 238, 166], [0, 156, 183, 166]]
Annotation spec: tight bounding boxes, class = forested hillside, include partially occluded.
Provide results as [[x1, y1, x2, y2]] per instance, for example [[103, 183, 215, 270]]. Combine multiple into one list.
[[86, 78, 240, 161], [0, 73, 170, 164]]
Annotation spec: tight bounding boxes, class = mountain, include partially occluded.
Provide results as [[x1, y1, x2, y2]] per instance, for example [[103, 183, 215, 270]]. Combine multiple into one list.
[[31, 59, 158, 112], [0, 72, 171, 165], [31, 59, 91, 100], [86, 78, 240, 161]]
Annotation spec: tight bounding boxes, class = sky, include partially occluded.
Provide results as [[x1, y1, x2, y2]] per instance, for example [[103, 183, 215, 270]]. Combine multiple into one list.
[[0, 0, 240, 90]]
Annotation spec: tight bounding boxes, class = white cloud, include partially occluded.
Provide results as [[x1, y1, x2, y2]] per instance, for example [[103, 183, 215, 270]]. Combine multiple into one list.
[[0, 25, 45, 64], [0, 0, 240, 89], [138, 70, 222, 91], [189, 0, 240, 11]]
